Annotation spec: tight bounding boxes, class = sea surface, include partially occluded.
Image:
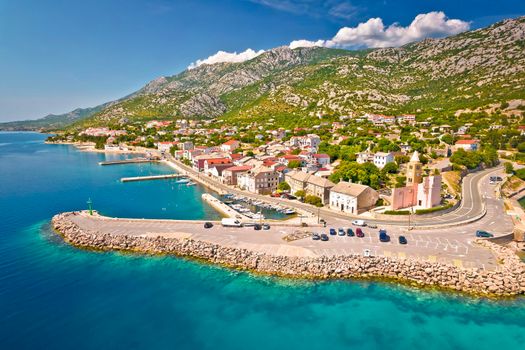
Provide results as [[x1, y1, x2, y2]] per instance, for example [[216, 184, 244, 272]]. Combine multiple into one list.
[[1, 132, 524, 350]]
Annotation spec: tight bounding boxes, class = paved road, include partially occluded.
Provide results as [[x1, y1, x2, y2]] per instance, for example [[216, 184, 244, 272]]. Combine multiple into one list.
[[165, 157, 504, 228], [69, 210, 499, 270]]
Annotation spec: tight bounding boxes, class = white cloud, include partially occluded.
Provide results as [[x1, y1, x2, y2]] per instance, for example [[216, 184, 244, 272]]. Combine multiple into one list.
[[289, 39, 325, 49], [289, 11, 470, 49], [188, 48, 265, 69]]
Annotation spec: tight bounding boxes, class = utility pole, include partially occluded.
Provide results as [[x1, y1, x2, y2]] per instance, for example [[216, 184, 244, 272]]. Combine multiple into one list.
[[317, 207, 320, 224], [87, 198, 93, 215]]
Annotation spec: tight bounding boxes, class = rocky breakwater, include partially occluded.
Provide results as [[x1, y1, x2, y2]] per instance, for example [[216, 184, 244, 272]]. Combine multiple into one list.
[[52, 212, 525, 298]]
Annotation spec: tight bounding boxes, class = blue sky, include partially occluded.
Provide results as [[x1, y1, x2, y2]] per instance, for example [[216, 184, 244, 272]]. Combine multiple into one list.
[[0, 0, 524, 122]]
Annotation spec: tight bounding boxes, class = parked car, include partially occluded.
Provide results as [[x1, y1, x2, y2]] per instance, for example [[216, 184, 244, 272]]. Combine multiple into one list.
[[476, 230, 494, 238], [204, 222, 213, 229], [379, 230, 390, 242], [338, 228, 346, 236], [254, 224, 262, 230], [399, 236, 408, 245], [352, 220, 366, 226], [329, 228, 337, 235], [320, 234, 329, 241], [356, 228, 364, 237], [346, 228, 354, 236], [312, 233, 321, 241], [271, 192, 282, 197], [262, 223, 270, 230]]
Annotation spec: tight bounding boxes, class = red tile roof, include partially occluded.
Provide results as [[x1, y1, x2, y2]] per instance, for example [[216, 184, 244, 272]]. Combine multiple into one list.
[[456, 139, 479, 145]]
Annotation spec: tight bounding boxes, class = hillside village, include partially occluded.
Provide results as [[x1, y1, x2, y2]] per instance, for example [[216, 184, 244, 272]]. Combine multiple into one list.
[[48, 106, 525, 216]]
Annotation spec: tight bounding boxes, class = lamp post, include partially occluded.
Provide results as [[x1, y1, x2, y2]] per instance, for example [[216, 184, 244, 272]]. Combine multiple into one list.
[[87, 198, 93, 215]]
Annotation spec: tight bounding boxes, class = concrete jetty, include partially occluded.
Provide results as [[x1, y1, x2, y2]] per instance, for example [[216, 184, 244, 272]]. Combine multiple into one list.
[[52, 211, 525, 298], [99, 158, 157, 166], [120, 174, 186, 182]]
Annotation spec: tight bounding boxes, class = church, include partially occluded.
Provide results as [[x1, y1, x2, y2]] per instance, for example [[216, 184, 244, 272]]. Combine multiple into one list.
[[390, 151, 442, 210]]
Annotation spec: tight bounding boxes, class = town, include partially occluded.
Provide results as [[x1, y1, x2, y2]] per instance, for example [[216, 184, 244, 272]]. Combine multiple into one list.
[[48, 109, 525, 221]]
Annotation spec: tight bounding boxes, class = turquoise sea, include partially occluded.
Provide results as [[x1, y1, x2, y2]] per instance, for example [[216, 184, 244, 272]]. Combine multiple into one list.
[[1, 132, 524, 349]]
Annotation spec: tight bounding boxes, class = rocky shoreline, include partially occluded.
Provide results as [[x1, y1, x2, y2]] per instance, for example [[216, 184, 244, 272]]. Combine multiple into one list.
[[52, 212, 525, 298]]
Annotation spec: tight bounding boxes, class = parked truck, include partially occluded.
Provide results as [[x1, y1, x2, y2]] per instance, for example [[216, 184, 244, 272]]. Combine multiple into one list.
[[221, 218, 242, 227]]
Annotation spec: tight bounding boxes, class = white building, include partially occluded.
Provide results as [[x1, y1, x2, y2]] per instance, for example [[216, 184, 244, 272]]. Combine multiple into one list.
[[288, 134, 321, 150], [373, 152, 394, 169], [329, 182, 379, 214]]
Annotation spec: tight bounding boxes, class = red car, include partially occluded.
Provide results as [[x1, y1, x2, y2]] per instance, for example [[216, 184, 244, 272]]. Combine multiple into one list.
[[356, 228, 365, 238]]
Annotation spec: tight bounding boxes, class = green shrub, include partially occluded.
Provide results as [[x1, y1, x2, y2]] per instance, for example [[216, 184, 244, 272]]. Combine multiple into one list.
[[415, 203, 453, 215], [383, 210, 410, 215]]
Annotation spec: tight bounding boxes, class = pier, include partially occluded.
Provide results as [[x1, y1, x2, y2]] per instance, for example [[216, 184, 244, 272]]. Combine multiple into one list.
[[120, 174, 186, 182], [99, 158, 157, 166]]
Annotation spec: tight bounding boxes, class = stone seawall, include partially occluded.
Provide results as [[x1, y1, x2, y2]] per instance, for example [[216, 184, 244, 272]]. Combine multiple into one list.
[[52, 212, 525, 298]]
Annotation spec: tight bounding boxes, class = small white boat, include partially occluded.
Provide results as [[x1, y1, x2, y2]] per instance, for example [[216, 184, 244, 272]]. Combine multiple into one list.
[[283, 209, 296, 215], [175, 178, 190, 184], [186, 181, 196, 186], [252, 213, 265, 220]]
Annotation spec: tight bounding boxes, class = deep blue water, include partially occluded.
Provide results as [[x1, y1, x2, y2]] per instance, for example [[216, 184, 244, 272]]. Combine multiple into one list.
[[1, 132, 524, 350]]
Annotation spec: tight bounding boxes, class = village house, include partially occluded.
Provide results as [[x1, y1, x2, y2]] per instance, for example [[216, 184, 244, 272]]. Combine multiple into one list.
[[454, 139, 480, 152], [157, 141, 178, 153], [329, 182, 379, 214], [373, 152, 394, 169], [237, 166, 279, 194], [285, 170, 334, 204], [220, 140, 240, 153], [288, 134, 321, 150], [203, 158, 233, 177]]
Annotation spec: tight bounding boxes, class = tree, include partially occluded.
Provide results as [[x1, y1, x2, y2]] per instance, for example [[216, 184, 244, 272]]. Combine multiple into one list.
[[381, 162, 399, 174], [304, 195, 323, 207], [246, 150, 254, 157], [294, 190, 306, 198], [504, 162, 514, 174], [441, 134, 455, 145], [517, 142, 525, 153], [278, 181, 291, 191], [288, 160, 302, 169]]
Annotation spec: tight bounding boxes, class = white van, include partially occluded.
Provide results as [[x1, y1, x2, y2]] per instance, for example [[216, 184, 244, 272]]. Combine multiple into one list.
[[352, 220, 366, 226], [221, 218, 242, 227]]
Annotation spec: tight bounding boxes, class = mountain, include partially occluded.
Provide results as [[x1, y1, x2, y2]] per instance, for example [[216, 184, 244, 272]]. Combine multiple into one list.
[[0, 104, 108, 131], [4, 16, 525, 132]]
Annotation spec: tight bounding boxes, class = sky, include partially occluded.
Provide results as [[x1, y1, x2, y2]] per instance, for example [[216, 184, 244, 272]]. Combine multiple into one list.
[[0, 0, 524, 122]]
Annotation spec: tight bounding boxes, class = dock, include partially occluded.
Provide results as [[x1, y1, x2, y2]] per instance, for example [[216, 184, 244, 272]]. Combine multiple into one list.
[[99, 158, 158, 166], [120, 174, 186, 182]]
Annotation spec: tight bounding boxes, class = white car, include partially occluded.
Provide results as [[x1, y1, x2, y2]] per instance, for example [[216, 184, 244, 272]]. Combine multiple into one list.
[[352, 220, 366, 226]]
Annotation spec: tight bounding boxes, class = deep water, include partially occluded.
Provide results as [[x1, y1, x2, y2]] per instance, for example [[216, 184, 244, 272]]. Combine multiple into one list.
[[1, 132, 524, 350]]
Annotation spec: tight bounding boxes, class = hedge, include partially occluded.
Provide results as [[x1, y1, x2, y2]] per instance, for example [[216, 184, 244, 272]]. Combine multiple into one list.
[[415, 203, 453, 215], [383, 210, 410, 215]]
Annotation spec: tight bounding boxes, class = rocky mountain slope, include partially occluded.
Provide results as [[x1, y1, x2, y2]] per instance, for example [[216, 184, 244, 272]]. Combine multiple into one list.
[[3, 16, 524, 131]]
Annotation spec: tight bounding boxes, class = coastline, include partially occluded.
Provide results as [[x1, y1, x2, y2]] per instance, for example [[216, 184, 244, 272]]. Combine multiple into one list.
[[52, 211, 525, 298]]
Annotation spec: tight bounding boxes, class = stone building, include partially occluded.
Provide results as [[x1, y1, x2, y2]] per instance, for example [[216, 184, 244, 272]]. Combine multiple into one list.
[[329, 181, 379, 214]]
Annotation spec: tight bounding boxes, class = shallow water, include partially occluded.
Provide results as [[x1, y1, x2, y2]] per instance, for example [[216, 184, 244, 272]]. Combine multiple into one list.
[[1, 132, 524, 349]]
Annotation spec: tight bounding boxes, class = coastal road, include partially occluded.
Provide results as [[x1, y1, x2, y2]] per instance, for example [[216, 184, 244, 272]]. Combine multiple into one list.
[[166, 157, 508, 229]]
